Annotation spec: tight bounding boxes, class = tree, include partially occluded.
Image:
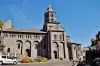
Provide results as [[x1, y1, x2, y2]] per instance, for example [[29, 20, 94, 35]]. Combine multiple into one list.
[[0, 20, 3, 28]]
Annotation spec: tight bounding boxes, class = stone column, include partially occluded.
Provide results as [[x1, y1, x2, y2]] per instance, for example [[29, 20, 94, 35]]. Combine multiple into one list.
[[71, 45, 77, 60], [31, 41, 38, 58], [49, 31, 54, 59], [31, 44, 36, 58], [64, 32, 69, 60], [47, 31, 51, 59], [22, 41, 27, 57]]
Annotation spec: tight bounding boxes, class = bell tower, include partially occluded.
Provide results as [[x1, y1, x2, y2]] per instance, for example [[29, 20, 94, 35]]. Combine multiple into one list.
[[44, 4, 56, 23], [43, 4, 59, 31]]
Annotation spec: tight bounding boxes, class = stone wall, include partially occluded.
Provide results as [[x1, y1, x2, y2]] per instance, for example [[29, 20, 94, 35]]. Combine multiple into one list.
[[2, 32, 46, 59]]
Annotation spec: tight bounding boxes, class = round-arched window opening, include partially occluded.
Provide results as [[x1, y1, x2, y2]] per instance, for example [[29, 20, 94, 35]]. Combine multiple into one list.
[[51, 18, 54, 22], [18, 43, 20, 49], [7, 48, 10, 52], [51, 14, 53, 17]]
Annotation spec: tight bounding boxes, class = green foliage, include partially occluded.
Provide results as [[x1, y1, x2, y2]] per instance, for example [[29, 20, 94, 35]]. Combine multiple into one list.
[[20, 57, 48, 63], [40, 57, 48, 62], [34, 57, 48, 62], [12, 25, 14, 28], [34, 58, 41, 62], [21, 57, 31, 63], [0, 20, 3, 28]]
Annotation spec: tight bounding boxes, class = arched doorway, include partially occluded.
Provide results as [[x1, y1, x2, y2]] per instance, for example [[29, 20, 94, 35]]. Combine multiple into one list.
[[25, 40, 31, 57], [53, 51, 57, 59], [7, 48, 10, 53], [26, 49, 30, 57], [53, 42, 59, 59]]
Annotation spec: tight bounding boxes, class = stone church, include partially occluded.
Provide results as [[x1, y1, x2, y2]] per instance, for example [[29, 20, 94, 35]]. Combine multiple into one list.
[[0, 5, 82, 60]]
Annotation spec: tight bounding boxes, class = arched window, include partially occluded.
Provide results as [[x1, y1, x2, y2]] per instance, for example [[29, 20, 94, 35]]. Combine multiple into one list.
[[34, 41, 39, 49], [16, 40, 23, 54], [51, 18, 54, 22], [30, 35, 32, 39], [28, 35, 29, 38], [18, 43, 20, 49], [51, 14, 53, 17], [43, 44, 46, 49], [54, 34, 57, 40], [21, 35, 22, 38], [7, 48, 10, 52], [59, 34, 62, 40], [35, 44, 38, 49], [26, 35, 27, 38], [20, 35, 21, 38]]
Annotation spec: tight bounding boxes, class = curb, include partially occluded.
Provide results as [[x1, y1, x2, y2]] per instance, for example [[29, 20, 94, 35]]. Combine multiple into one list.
[[18, 62, 47, 64]]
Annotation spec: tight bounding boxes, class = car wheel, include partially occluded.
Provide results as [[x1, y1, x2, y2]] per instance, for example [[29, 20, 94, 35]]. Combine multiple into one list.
[[13, 61, 17, 65], [0, 61, 3, 65]]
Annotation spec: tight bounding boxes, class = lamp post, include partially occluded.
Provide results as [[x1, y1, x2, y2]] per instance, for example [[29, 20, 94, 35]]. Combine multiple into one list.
[[0, 26, 5, 54]]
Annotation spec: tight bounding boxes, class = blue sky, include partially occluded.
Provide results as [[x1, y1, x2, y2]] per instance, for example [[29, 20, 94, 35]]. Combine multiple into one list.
[[0, 0, 100, 47]]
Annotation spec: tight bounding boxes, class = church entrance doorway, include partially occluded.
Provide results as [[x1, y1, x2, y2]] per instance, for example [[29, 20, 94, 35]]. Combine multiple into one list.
[[24, 40, 31, 57], [54, 51, 57, 59], [26, 49, 31, 57]]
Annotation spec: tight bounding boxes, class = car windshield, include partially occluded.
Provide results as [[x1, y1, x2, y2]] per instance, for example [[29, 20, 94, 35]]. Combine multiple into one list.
[[13, 57, 17, 59], [2, 56, 6, 59], [7, 56, 13, 59]]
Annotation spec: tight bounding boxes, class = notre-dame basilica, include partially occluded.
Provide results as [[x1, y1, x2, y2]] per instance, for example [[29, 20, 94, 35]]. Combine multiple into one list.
[[0, 5, 82, 61]]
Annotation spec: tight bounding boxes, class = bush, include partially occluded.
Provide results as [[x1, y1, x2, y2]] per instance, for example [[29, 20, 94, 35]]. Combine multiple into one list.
[[34, 57, 48, 62], [40, 57, 48, 62], [34, 58, 41, 62], [21, 57, 48, 63], [21, 57, 31, 63]]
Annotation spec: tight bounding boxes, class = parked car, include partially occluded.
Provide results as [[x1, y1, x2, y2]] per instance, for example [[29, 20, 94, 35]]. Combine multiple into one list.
[[0, 55, 18, 65], [93, 57, 100, 66]]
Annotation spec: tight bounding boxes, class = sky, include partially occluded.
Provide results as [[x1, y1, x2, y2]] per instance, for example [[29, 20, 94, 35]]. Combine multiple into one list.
[[0, 0, 100, 47]]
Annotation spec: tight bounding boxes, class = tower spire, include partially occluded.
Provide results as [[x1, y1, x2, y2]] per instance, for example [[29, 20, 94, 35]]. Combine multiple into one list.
[[47, 4, 53, 11], [48, 4, 51, 8]]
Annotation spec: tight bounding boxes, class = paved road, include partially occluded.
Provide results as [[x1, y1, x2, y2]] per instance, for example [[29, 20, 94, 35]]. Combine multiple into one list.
[[1, 61, 73, 66], [1, 63, 71, 66]]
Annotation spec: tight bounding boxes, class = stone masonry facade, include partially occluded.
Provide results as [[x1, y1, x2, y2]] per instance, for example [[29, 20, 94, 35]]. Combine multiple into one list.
[[0, 5, 82, 61]]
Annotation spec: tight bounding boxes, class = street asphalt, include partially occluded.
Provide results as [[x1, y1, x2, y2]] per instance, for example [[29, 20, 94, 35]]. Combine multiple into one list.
[[1, 61, 73, 66]]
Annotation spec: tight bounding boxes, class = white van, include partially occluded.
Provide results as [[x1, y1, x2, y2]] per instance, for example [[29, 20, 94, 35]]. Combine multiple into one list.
[[0, 55, 18, 65]]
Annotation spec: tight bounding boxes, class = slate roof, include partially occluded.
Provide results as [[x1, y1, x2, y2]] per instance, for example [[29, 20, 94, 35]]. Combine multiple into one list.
[[1, 28, 47, 33], [96, 31, 100, 37], [70, 42, 81, 45]]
